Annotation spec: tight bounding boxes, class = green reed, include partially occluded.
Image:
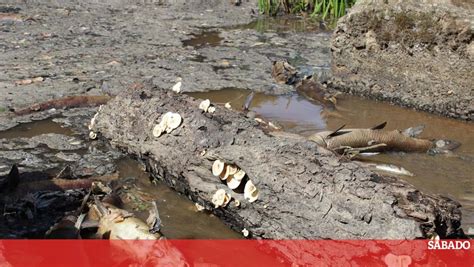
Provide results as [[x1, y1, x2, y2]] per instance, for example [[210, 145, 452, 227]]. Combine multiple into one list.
[[257, 0, 357, 20]]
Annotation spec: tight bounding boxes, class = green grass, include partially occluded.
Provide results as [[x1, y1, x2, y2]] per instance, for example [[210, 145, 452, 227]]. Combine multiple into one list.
[[257, 0, 357, 20]]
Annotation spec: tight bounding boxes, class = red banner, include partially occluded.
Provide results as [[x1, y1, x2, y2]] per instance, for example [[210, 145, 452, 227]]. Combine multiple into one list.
[[0, 240, 472, 266]]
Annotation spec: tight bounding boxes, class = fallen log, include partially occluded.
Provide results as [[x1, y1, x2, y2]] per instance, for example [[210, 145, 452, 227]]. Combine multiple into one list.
[[91, 87, 463, 239]]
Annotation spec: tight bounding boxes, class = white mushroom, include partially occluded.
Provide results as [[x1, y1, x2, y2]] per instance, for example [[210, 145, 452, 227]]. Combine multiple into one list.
[[212, 160, 225, 177], [199, 99, 211, 112], [211, 189, 231, 208], [233, 199, 240, 207], [224, 102, 232, 109], [172, 77, 182, 93], [195, 203, 205, 212], [226, 169, 245, 190], [164, 112, 182, 133], [152, 120, 167, 137], [89, 131, 97, 140], [207, 106, 216, 113], [221, 164, 237, 180], [242, 228, 249, 237], [153, 112, 182, 137], [244, 180, 259, 203], [233, 169, 246, 181], [88, 112, 100, 130]]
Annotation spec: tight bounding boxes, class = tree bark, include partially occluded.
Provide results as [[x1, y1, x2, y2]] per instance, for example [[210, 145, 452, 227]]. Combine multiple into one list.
[[91, 86, 463, 239]]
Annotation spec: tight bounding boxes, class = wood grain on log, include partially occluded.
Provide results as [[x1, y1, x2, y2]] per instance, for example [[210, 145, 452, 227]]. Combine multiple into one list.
[[91, 87, 462, 239]]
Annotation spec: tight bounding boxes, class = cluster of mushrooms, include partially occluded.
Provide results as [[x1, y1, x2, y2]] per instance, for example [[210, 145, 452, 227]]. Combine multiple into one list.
[[211, 159, 259, 208], [152, 112, 182, 137]]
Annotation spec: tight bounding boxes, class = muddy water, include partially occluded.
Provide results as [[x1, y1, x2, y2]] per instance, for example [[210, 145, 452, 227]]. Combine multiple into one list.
[[188, 89, 474, 230], [182, 31, 223, 48], [116, 158, 241, 239], [0, 119, 74, 139]]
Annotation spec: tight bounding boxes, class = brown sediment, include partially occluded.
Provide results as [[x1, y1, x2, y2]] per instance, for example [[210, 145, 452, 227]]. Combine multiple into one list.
[[13, 95, 111, 116]]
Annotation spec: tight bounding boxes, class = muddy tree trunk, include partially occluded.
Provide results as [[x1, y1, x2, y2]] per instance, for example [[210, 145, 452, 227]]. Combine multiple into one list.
[[91, 86, 462, 239]]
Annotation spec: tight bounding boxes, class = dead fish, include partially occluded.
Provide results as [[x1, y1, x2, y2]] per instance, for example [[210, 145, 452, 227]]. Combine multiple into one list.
[[271, 60, 297, 85], [360, 163, 414, 177], [295, 75, 337, 110], [93, 199, 161, 240], [308, 122, 459, 154]]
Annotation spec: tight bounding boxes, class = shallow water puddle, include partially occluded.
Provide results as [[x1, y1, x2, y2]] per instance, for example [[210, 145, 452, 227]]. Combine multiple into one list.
[[182, 31, 222, 48], [0, 119, 74, 139], [116, 158, 241, 239], [188, 88, 327, 134], [188, 89, 474, 230]]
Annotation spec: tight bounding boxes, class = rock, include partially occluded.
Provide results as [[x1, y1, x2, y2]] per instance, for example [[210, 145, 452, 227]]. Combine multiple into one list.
[[331, 0, 473, 121]]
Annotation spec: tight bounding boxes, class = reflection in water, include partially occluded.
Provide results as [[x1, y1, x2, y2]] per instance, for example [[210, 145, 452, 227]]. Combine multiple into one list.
[[188, 88, 327, 135], [188, 89, 474, 230], [117, 158, 241, 239]]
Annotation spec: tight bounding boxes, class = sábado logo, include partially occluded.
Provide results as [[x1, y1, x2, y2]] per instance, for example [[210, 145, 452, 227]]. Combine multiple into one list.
[[428, 236, 471, 250]]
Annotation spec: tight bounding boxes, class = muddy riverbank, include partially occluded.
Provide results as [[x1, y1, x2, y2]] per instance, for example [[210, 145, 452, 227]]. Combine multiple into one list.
[[331, 0, 473, 121]]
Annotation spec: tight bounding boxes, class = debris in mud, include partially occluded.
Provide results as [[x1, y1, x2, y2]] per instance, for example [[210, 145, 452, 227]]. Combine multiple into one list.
[[271, 60, 297, 85], [14, 77, 44, 86], [13, 95, 111, 116]]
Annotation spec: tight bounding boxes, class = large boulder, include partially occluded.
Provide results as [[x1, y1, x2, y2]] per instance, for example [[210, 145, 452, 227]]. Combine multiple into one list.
[[330, 0, 473, 120]]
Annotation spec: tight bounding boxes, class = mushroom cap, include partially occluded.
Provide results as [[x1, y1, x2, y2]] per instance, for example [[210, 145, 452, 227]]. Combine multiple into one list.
[[211, 189, 227, 208], [172, 80, 182, 93], [152, 122, 166, 137], [226, 176, 242, 190], [223, 193, 231, 206], [224, 102, 232, 109], [233, 169, 246, 181], [212, 160, 225, 177], [221, 164, 237, 180], [244, 180, 259, 203], [227, 165, 238, 176], [89, 131, 97, 140], [207, 106, 216, 113], [199, 99, 211, 112], [164, 112, 182, 133], [233, 199, 240, 207]]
